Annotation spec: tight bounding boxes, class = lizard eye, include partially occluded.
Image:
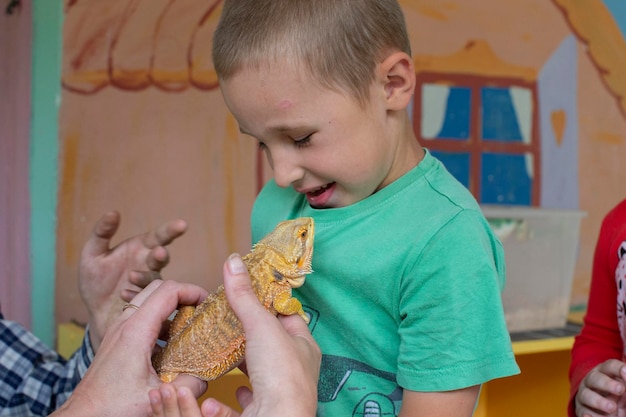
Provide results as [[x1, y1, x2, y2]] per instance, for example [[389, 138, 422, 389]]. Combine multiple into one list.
[[273, 270, 284, 281], [300, 229, 307, 239]]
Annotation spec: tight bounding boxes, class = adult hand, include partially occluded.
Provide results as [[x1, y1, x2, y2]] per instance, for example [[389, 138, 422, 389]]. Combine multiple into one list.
[[149, 253, 321, 417], [78, 210, 187, 350], [53, 279, 209, 417], [575, 359, 626, 417]]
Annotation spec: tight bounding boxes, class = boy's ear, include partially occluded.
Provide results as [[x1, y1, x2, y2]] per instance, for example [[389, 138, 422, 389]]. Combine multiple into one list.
[[378, 51, 416, 111]]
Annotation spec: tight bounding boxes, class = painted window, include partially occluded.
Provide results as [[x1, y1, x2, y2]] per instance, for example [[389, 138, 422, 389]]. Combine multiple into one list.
[[414, 74, 540, 206]]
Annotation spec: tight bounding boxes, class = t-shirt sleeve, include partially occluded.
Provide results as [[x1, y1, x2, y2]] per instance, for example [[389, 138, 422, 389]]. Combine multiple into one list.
[[396, 209, 519, 391]]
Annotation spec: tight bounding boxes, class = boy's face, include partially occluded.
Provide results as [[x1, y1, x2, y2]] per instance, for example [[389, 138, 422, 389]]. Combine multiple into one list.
[[220, 61, 410, 209]]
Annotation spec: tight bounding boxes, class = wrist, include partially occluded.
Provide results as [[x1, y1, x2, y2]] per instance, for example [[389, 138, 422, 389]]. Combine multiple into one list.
[[82, 326, 96, 358], [86, 318, 105, 352]]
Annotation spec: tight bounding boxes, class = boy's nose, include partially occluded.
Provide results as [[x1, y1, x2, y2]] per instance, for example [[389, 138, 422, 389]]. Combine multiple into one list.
[[272, 157, 304, 188]]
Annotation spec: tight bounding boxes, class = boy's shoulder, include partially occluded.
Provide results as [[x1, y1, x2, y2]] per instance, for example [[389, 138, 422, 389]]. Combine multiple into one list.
[[409, 151, 482, 212]]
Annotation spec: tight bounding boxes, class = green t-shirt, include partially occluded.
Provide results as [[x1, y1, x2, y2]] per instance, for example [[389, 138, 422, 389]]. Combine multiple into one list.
[[251, 151, 520, 416]]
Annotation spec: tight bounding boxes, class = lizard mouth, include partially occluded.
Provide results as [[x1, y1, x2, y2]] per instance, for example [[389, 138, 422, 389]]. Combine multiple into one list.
[[286, 275, 306, 288]]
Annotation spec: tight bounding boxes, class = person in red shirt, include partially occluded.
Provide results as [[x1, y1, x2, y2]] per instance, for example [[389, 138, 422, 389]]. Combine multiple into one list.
[[570, 198, 626, 417]]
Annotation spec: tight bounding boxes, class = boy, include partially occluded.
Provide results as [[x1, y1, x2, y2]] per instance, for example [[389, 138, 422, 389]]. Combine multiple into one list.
[[212, 0, 520, 415]]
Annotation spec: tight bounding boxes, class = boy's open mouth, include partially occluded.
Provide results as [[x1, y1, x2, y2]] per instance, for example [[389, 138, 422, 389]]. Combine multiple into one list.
[[305, 182, 336, 207]]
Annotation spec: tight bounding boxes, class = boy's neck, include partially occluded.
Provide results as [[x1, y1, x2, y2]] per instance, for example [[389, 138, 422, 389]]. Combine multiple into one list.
[[379, 118, 425, 189]]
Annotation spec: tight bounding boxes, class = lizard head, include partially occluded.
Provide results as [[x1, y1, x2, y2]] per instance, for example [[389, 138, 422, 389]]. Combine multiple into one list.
[[257, 217, 315, 288]]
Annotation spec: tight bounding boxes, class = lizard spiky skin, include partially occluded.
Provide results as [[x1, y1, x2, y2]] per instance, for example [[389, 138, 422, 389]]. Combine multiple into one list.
[[154, 217, 314, 382]]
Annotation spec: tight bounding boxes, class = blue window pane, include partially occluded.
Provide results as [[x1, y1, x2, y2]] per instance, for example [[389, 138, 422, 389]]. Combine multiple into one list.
[[431, 151, 470, 189], [481, 153, 531, 205], [437, 87, 471, 140], [481, 87, 523, 142], [421, 84, 471, 141]]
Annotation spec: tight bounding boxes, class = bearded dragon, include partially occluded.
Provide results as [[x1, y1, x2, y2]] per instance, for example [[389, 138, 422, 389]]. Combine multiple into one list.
[[153, 217, 314, 382]]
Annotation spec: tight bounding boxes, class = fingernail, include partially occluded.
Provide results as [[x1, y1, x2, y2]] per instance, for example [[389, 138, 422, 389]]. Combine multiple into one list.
[[227, 253, 247, 274]]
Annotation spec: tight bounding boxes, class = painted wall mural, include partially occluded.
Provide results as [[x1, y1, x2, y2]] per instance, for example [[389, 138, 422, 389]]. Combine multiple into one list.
[[62, 0, 223, 93], [55, 0, 626, 328]]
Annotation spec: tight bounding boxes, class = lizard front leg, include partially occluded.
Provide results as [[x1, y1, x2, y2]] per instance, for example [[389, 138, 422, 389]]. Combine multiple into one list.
[[273, 292, 310, 324], [169, 305, 196, 337]]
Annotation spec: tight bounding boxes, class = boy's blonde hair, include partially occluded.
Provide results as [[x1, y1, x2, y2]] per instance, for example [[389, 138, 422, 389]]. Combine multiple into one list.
[[212, 0, 411, 105]]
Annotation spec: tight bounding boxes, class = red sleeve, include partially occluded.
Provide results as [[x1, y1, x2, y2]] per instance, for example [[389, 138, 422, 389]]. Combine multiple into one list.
[[568, 198, 626, 417]]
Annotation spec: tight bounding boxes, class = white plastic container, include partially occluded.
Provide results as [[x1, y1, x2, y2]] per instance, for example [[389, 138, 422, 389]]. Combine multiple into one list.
[[482, 206, 585, 333]]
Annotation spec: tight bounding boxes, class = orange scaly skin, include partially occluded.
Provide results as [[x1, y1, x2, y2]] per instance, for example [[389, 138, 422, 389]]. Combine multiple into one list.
[[154, 217, 314, 382]]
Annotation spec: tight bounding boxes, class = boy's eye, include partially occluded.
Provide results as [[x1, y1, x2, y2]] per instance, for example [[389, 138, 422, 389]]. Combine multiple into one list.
[[293, 134, 312, 148]]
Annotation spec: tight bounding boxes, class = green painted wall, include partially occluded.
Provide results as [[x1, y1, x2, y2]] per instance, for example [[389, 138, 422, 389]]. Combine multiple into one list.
[[30, 0, 62, 347]]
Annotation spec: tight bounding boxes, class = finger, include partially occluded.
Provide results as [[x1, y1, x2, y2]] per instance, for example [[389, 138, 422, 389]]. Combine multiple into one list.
[[235, 386, 253, 409], [161, 384, 182, 417], [81, 211, 121, 257], [129, 270, 163, 288], [200, 398, 241, 417], [278, 313, 314, 337], [121, 288, 140, 302], [223, 253, 268, 327], [122, 270, 164, 302], [123, 279, 164, 310], [177, 386, 204, 417], [149, 389, 166, 417], [587, 366, 626, 396], [130, 280, 209, 324], [617, 394, 626, 417], [145, 246, 170, 271], [598, 359, 626, 379], [172, 374, 207, 399], [119, 280, 164, 321], [578, 386, 617, 415], [143, 219, 188, 249]]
